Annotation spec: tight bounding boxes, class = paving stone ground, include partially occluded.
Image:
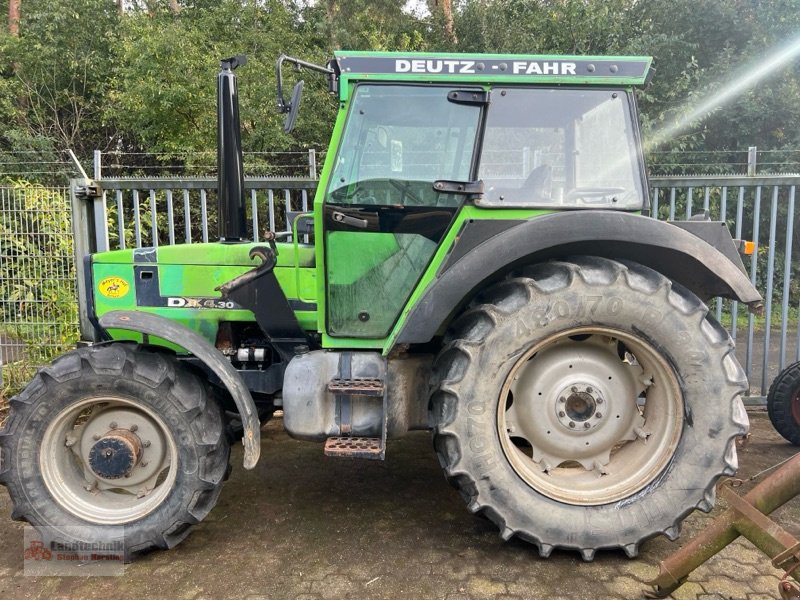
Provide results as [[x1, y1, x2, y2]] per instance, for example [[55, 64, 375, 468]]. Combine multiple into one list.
[[0, 411, 797, 600]]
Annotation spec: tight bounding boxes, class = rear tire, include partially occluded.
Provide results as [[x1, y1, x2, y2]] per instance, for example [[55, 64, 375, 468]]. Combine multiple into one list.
[[0, 344, 230, 559], [767, 361, 800, 446], [430, 257, 748, 560]]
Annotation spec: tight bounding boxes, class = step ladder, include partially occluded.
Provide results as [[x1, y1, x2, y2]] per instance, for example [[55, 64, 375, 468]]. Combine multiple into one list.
[[324, 355, 387, 460]]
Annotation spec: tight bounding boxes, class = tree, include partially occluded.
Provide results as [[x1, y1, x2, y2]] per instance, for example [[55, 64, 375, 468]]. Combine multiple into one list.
[[428, 0, 456, 46], [8, 0, 18, 35], [108, 0, 336, 164]]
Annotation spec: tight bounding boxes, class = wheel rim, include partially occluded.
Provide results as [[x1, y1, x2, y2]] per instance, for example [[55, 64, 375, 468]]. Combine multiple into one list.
[[497, 326, 683, 505], [792, 389, 800, 425], [40, 396, 178, 525]]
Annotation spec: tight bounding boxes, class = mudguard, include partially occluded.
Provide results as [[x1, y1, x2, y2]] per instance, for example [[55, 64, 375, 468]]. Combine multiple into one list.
[[395, 211, 763, 345], [99, 310, 261, 469]]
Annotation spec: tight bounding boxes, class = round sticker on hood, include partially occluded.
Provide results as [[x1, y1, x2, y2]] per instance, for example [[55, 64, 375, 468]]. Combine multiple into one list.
[[98, 276, 130, 299]]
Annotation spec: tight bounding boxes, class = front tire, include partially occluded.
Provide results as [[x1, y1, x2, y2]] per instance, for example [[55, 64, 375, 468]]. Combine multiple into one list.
[[0, 344, 230, 559], [430, 257, 748, 560]]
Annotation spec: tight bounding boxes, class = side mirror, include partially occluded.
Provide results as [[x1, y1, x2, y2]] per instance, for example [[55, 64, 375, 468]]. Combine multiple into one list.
[[284, 81, 304, 133]]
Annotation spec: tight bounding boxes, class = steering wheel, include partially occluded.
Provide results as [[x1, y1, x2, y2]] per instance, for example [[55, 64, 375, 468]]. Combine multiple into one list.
[[565, 187, 626, 203], [388, 179, 425, 206]]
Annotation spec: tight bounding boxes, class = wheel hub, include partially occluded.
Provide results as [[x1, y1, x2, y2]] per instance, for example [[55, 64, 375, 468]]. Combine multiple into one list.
[[556, 384, 605, 431], [88, 429, 143, 479]]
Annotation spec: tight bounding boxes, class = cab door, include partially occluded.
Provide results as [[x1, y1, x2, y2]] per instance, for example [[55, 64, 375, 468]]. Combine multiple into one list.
[[324, 84, 483, 338]]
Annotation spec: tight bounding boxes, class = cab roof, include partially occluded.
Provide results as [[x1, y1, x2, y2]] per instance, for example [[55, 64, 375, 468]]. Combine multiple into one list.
[[331, 51, 653, 88]]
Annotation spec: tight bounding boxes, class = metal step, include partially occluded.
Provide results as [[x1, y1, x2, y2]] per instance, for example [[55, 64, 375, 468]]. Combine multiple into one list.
[[327, 378, 385, 396], [324, 436, 384, 459]]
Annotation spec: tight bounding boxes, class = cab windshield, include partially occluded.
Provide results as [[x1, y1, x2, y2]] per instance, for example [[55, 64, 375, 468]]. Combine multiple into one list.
[[327, 84, 481, 207]]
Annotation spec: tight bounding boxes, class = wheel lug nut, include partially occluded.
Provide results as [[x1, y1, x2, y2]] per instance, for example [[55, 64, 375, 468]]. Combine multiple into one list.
[[140, 461, 149, 468], [569, 421, 575, 428], [596, 412, 602, 418], [596, 398, 603, 404], [143, 440, 151, 448], [109, 421, 117, 429], [571, 386, 578, 393], [558, 411, 566, 418], [584, 422, 591, 429], [559, 397, 565, 403], [129, 424, 138, 433], [93, 433, 101, 441], [586, 387, 593, 394]]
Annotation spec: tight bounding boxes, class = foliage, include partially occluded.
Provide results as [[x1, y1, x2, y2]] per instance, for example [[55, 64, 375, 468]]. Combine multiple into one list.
[[108, 0, 336, 159], [0, 181, 79, 355], [0, 0, 119, 155], [0, 0, 795, 177]]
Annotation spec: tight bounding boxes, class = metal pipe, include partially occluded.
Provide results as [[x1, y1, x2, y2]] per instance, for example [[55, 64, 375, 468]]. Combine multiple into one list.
[[731, 186, 745, 342], [746, 186, 762, 378], [761, 186, 779, 394], [149, 189, 158, 248], [652, 186, 659, 216], [183, 189, 191, 244], [686, 187, 693, 219], [649, 452, 800, 596], [201, 189, 208, 243], [166, 189, 175, 246], [251, 189, 259, 242], [133, 189, 142, 248], [716, 186, 728, 321], [781, 186, 795, 368], [668, 187, 675, 220], [115, 190, 125, 250]]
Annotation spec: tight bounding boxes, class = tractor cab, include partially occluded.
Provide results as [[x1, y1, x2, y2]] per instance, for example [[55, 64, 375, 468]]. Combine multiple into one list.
[[277, 52, 652, 339]]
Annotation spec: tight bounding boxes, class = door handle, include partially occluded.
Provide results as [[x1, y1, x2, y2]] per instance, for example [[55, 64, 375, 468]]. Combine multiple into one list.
[[331, 210, 368, 229]]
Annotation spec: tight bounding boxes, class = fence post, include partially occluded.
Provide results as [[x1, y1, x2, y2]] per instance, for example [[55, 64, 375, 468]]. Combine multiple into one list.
[[308, 148, 317, 179], [92, 150, 109, 253], [747, 146, 758, 176], [93, 149, 102, 179], [70, 179, 100, 343]]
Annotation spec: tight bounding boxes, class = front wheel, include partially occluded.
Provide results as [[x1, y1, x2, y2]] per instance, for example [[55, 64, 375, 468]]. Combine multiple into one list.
[[430, 257, 748, 560], [0, 344, 230, 559]]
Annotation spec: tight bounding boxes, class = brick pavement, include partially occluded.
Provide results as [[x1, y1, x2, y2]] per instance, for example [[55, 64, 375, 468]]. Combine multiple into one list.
[[0, 412, 797, 600]]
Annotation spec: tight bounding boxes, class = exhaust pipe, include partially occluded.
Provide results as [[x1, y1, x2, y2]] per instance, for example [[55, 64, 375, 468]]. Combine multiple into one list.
[[217, 55, 247, 242]]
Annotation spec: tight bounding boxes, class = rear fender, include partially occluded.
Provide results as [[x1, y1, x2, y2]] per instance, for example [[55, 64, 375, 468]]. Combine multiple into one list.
[[394, 211, 762, 346]]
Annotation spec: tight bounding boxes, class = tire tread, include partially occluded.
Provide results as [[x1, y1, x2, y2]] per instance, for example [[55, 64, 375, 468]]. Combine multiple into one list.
[[0, 343, 230, 559], [430, 257, 748, 558]]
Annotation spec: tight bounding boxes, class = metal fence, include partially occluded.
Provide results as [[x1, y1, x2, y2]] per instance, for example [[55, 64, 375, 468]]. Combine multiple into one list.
[[84, 177, 318, 252], [650, 175, 800, 399], [2, 174, 799, 402], [0, 185, 78, 391]]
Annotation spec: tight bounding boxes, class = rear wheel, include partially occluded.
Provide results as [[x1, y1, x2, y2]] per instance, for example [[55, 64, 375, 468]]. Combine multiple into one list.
[[0, 344, 230, 559], [767, 361, 800, 446], [430, 257, 748, 560]]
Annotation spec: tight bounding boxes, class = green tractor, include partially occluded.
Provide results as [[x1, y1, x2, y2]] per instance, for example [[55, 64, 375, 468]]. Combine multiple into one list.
[[0, 51, 762, 561]]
